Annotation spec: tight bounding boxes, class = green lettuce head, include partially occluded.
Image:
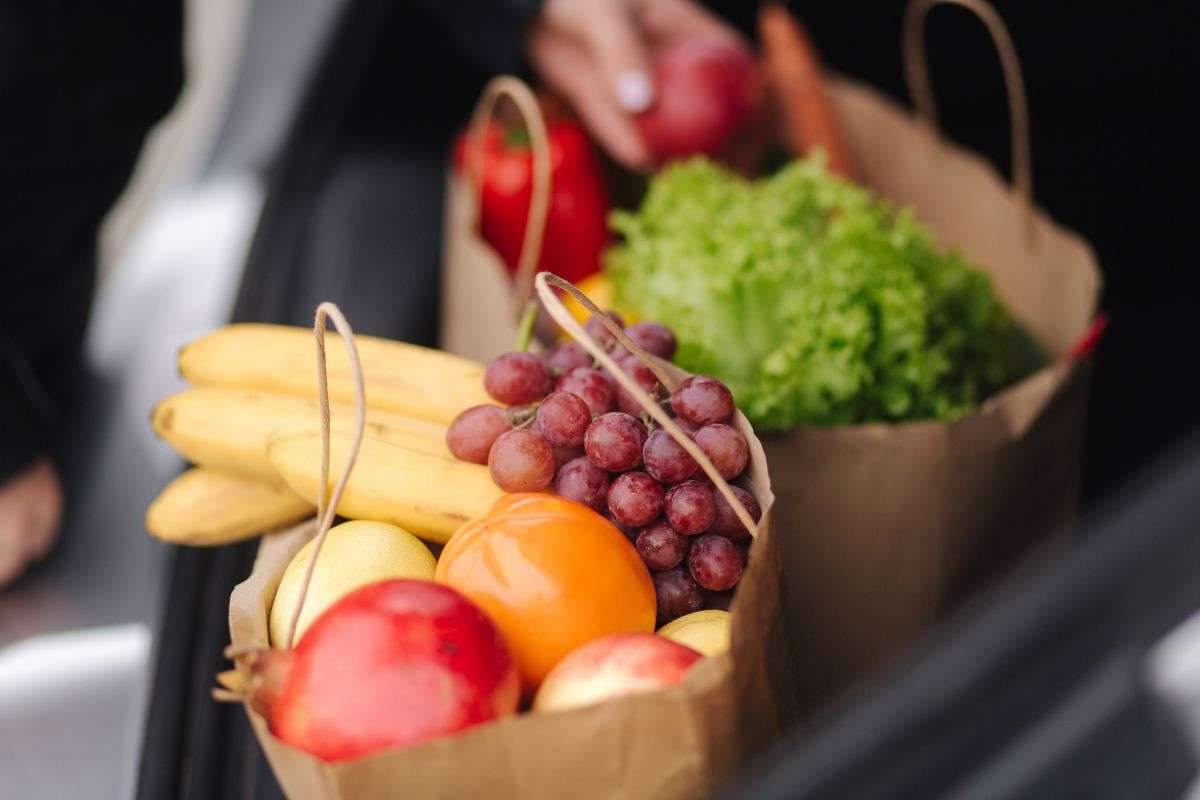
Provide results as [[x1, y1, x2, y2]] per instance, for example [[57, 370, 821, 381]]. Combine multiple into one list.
[[606, 157, 1031, 430]]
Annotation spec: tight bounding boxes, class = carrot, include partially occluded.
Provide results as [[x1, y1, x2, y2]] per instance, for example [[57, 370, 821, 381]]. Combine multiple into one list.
[[758, 4, 855, 179]]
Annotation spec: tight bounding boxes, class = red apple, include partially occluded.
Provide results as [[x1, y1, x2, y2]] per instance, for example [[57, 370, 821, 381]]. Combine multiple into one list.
[[248, 579, 519, 761], [532, 632, 702, 712], [636, 37, 761, 165]]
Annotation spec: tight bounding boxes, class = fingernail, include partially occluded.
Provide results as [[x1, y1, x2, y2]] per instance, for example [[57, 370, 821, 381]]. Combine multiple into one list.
[[616, 70, 653, 113]]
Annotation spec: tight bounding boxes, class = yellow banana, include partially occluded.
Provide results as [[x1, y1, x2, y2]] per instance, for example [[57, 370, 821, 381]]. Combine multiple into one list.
[[178, 323, 492, 425], [267, 433, 503, 543], [150, 387, 451, 482], [145, 468, 313, 546]]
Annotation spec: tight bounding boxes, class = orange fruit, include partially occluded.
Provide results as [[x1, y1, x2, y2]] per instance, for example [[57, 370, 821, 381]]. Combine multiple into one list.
[[435, 494, 656, 691]]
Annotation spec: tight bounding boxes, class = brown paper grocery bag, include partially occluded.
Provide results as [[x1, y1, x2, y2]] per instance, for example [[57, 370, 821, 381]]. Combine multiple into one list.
[[225, 281, 796, 799], [760, 0, 1102, 703]]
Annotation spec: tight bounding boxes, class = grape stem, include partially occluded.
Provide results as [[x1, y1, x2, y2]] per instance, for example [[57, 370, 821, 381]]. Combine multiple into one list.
[[513, 300, 538, 352]]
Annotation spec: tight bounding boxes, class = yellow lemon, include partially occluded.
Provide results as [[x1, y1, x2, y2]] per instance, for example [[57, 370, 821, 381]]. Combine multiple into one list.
[[269, 520, 436, 646], [656, 610, 731, 657]]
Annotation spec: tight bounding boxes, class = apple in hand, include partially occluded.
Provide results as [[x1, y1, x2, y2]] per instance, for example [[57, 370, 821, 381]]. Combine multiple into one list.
[[532, 632, 702, 713], [248, 579, 519, 762], [635, 37, 761, 166]]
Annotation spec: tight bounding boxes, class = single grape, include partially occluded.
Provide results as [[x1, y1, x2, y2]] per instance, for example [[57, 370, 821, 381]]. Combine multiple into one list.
[[642, 427, 698, 484], [635, 519, 687, 571], [556, 367, 615, 416], [664, 480, 716, 535], [584, 310, 625, 350], [653, 566, 703, 624], [536, 391, 592, 447], [552, 443, 585, 468], [670, 376, 734, 426], [622, 322, 678, 361], [671, 415, 702, 438], [694, 423, 749, 480], [607, 471, 664, 527], [484, 352, 552, 406], [446, 405, 512, 465], [542, 341, 592, 375], [554, 456, 609, 512], [687, 533, 744, 591], [710, 485, 761, 541], [584, 412, 646, 471], [487, 428, 555, 493], [613, 355, 660, 416], [606, 512, 641, 544], [703, 589, 734, 612]]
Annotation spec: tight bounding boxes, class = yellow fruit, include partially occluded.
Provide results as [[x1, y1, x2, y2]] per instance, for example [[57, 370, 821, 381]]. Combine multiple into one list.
[[267, 433, 504, 543], [151, 387, 450, 482], [178, 323, 492, 425], [655, 610, 732, 658], [563, 273, 638, 328], [145, 468, 312, 546], [269, 520, 436, 646]]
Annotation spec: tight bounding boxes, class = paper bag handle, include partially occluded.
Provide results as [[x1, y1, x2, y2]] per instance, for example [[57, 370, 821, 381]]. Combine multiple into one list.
[[282, 302, 368, 649], [903, 0, 1032, 207], [534, 273, 759, 538], [465, 76, 552, 320]]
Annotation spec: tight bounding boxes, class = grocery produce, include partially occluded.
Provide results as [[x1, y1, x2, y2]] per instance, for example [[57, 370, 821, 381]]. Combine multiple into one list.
[[687, 533, 744, 591], [635, 37, 760, 165], [653, 566, 704, 623], [267, 434, 503, 543], [446, 404, 512, 464], [151, 387, 451, 483], [456, 117, 610, 285], [145, 468, 312, 546], [435, 494, 656, 690], [607, 157, 1030, 429], [532, 633, 702, 713], [487, 428, 556, 492], [246, 580, 519, 761], [268, 520, 436, 646], [178, 323, 492, 425], [657, 610, 731, 658]]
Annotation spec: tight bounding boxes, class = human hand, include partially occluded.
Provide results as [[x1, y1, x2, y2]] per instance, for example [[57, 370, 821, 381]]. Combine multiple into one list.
[[0, 457, 63, 588], [526, 0, 745, 169]]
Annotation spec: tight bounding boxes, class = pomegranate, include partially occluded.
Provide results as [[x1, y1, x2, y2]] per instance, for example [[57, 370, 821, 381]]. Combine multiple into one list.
[[247, 579, 519, 761]]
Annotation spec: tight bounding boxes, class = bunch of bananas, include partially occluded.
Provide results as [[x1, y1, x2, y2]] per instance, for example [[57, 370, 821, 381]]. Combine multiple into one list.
[[146, 324, 501, 546]]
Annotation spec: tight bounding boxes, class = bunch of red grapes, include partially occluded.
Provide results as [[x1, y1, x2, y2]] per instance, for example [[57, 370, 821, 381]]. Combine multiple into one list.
[[445, 313, 761, 625]]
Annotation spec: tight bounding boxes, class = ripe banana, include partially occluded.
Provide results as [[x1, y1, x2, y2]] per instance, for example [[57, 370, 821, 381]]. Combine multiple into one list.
[[178, 323, 492, 425], [151, 387, 451, 482], [267, 433, 503, 543], [146, 468, 313, 546]]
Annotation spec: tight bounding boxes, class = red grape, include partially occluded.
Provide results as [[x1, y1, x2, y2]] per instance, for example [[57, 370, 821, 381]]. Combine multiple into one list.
[[703, 589, 734, 612], [642, 427, 698, 484], [487, 429, 555, 492], [607, 471, 664, 527], [613, 355, 660, 416], [552, 444, 585, 468], [693, 423, 749, 480], [670, 376, 734, 426], [672, 415, 702, 438], [710, 485, 761, 541], [635, 520, 687, 570], [556, 367, 615, 416], [620, 322, 678, 361], [653, 566, 703, 623], [607, 512, 641, 544], [484, 352, 552, 405], [446, 405, 511, 465], [664, 480, 715, 535], [542, 341, 592, 375], [584, 412, 646, 471], [687, 533, 744, 591], [535, 391, 592, 447], [584, 311, 625, 350], [554, 456, 609, 512]]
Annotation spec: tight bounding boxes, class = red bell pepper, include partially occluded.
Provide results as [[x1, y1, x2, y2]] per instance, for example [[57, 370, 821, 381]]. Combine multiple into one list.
[[455, 117, 610, 285]]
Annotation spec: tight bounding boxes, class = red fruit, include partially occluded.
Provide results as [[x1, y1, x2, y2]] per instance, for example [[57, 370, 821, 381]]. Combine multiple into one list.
[[642, 427, 699, 484], [693, 423, 749, 480], [248, 580, 519, 762], [554, 456, 610, 512], [607, 471, 664, 527], [710, 485, 761, 541], [484, 352, 552, 406], [584, 412, 647, 471], [446, 405, 512, 465], [687, 533, 744, 591], [635, 38, 760, 165], [556, 367, 615, 416], [613, 355, 660, 416], [653, 566, 704, 623], [635, 520, 687, 570], [488, 429, 556, 492], [536, 391, 592, 447], [664, 480, 716, 535], [614, 322, 677, 362], [585, 311, 625, 350], [671, 375, 735, 426], [543, 341, 593, 375]]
